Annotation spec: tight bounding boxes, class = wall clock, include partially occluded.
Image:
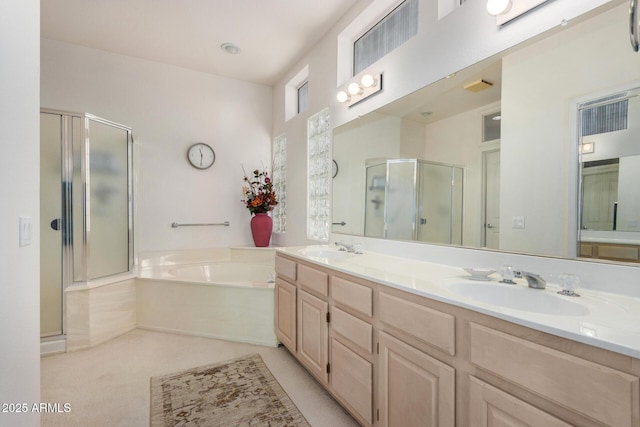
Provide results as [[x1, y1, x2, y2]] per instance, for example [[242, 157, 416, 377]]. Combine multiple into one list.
[[187, 143, 215, 169]]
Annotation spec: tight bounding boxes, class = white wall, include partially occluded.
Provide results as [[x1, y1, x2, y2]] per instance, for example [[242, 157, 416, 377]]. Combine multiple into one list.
[[333, 114, 402, 235], [41, 39, 273, 253], [424, 104, 497, 248], [0, 1, 41, 425], [271, 0, 614, 247]]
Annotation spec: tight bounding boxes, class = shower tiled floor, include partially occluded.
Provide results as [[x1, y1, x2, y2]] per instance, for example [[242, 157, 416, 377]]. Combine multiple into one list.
[[41, 329, 358, 426]]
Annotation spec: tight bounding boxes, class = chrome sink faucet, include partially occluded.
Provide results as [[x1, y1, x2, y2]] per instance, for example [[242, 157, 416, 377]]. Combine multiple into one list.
[[515, 271, 547, 289]]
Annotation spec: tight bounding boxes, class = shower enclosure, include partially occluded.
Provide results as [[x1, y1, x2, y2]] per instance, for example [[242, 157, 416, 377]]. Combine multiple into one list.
[[364, 159, 464, 244], [40, 109, 133, 338]]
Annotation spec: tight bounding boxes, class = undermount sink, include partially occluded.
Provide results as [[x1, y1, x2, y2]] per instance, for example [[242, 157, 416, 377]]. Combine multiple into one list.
[[299, 247, 355, 260], [445, 281, 590, 316]]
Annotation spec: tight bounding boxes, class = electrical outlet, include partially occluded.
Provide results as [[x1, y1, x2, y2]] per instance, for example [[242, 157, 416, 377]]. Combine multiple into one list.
[[512, 216, 525, 229], [19, 216, 32, 247]]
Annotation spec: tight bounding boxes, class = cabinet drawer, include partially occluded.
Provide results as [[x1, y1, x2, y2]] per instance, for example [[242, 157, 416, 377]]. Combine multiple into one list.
[[597, 244, 639, 261], [469, 323, 640, 427], [298, 264, 328, 296], [331, 276, 373, 317], [275, 256, 297, 282], [469, 376, 572, 426], [379, 292, 455, 356], [331, 306, 373, 354]]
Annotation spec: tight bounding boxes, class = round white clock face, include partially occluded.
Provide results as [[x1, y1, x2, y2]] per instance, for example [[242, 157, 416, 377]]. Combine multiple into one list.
[[187, 143, 215, 169]]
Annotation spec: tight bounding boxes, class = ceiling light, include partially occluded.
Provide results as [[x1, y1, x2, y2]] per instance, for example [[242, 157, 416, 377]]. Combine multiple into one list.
[[486, 0, 511, 16], [492, 115, 502, 121], [220, 43, 240, 54]]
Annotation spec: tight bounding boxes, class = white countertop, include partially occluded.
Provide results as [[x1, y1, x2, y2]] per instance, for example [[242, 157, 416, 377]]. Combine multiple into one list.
[[277, 245, 640, 359]]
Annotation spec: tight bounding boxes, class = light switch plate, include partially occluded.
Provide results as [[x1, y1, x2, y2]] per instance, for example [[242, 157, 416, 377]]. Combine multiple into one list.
[[19, 216, 32, 247], [512, 216, 525, 229]]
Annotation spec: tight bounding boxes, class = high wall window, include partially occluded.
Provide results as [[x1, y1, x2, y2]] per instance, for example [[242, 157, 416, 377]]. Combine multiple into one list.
[[353, 0, 418, 75], [307, 108, 331, 241], [285, 65, 309, 121], [272, 134, 287, 233], [297, 81, 309, 114]]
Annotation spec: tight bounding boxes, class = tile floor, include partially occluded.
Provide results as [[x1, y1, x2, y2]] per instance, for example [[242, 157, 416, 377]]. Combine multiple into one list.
[[40, 329, 359, 426]]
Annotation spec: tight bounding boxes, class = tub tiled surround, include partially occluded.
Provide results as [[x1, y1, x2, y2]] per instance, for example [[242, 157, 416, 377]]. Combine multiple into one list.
[[66, 278, 137, 351], [64, 247, 276, 352]]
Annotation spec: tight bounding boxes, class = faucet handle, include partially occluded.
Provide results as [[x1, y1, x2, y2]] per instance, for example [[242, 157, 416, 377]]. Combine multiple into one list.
[[558, 273, 580, 297], [499, 265, 516, 284]]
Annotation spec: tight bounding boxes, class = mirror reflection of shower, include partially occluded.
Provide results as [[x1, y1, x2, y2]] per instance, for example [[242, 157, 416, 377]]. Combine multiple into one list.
[[40, 110, 133, 339], [364, 159, 463, 244]]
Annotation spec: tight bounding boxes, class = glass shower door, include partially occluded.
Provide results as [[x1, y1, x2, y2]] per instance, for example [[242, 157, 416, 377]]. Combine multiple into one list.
[[86, 118, 131, 279], [40, 113, 63, 337]]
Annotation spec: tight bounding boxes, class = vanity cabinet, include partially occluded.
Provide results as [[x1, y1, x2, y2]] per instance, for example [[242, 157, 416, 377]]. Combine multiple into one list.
[[580, 242, 640, 263], [298, 289, 329, 383], [275, 252, 640, 427], [468, 376, 572, 426], [378, 331, 455, 427], [274, 278, 296, 353]]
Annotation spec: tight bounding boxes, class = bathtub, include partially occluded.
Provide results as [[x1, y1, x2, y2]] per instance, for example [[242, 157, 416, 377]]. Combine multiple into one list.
[[136, 247, 278, 347]]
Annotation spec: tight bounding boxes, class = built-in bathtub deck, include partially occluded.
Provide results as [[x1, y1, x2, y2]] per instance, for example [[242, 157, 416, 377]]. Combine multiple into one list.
[[63, 247, 277, 352]]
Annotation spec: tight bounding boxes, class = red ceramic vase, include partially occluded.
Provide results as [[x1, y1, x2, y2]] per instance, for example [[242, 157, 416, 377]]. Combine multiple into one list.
[[250, 213, 273, 247]]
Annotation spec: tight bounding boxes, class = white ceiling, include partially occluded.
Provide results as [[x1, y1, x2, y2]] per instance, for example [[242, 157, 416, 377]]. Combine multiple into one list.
[[41, 0, 362, 86]]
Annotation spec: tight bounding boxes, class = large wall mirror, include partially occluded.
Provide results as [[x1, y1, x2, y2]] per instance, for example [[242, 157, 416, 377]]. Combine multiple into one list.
[[332, 3, 640, 264]]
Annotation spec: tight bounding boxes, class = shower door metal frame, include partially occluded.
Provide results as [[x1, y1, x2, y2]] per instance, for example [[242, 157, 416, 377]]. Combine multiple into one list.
[[41, 108, 134, 290], [81, 113, 134, 282]]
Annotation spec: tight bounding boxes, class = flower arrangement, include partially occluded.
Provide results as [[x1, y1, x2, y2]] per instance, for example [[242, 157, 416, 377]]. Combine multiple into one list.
[[242, 167, 278, 214]]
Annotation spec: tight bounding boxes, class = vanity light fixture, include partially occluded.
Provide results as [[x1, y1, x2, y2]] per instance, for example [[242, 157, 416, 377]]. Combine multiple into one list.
[[336, 91, 350, 103], [348, 82, 363, 96], [581, 142, 595, 154], [337, 73, 383, 107], [486, 0, 511, 16], [487, 0, 551, 25]]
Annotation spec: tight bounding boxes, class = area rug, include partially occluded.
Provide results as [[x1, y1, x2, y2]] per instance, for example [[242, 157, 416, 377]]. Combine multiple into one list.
[[150, 353, 310, 427]]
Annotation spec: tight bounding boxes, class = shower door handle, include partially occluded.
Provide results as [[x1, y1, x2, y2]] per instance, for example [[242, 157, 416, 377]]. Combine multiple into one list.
[[50, 218, 61, 231]]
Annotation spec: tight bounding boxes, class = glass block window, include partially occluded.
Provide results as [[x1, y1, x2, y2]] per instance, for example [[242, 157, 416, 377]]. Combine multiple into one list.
[[272, 134, 287, 233], [354, 0, 419, 75], [307, 108, 331, 241]]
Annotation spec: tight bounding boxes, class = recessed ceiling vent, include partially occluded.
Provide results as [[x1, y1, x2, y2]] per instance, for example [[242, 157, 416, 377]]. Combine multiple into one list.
[[463, 79, 493, 93]]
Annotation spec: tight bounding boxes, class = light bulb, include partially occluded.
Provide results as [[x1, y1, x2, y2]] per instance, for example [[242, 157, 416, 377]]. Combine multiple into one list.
[[347, 82, 363, 96], [360, 74, 377, 88], [336, 91, 350, 103], [486, 0, 511, 16]]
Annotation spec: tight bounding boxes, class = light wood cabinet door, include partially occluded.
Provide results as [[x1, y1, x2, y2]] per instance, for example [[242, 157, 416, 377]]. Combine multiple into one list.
[[378, 331, 455, 427], [469, 376, 572, 427], [330, 337, 373, 426], [275, 278, 296, 353], [298, 290, 329, 383]]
